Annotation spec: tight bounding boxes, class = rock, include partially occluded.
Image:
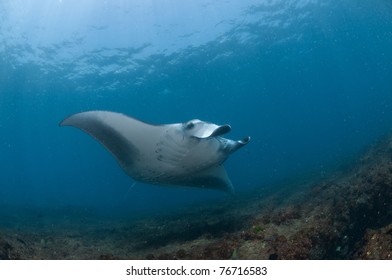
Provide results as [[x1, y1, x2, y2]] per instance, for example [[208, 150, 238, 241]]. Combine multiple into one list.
[[0, 237, 13, 260]]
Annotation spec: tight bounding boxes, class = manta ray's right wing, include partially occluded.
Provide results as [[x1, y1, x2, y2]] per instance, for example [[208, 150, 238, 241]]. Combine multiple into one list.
[[59, 111, 156, 171]]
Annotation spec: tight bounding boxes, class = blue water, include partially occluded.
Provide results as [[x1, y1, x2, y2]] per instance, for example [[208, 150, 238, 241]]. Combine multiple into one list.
[[1, 0, 392, 215]]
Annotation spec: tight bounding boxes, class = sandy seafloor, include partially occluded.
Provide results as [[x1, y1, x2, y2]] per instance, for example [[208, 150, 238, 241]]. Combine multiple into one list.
[[1, 134, 391, 260]]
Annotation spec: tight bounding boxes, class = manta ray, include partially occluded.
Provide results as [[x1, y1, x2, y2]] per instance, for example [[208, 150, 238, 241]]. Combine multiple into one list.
[[60, 111, 250, 193]]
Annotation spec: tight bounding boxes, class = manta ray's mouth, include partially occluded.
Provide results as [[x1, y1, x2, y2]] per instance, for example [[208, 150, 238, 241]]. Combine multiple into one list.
[[210, 124, 231, 137]]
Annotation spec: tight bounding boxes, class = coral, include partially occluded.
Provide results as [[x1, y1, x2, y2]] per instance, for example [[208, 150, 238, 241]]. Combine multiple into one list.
[[270, 205, 302, 225], [355, 224, 392, 259]]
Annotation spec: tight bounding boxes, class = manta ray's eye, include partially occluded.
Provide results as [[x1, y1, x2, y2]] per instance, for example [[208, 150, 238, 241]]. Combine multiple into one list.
[[185, 121, 195, 129]]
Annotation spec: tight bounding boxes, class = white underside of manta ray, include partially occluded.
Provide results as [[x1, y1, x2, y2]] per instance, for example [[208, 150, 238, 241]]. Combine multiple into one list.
[[60, 111, 250, 193]]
